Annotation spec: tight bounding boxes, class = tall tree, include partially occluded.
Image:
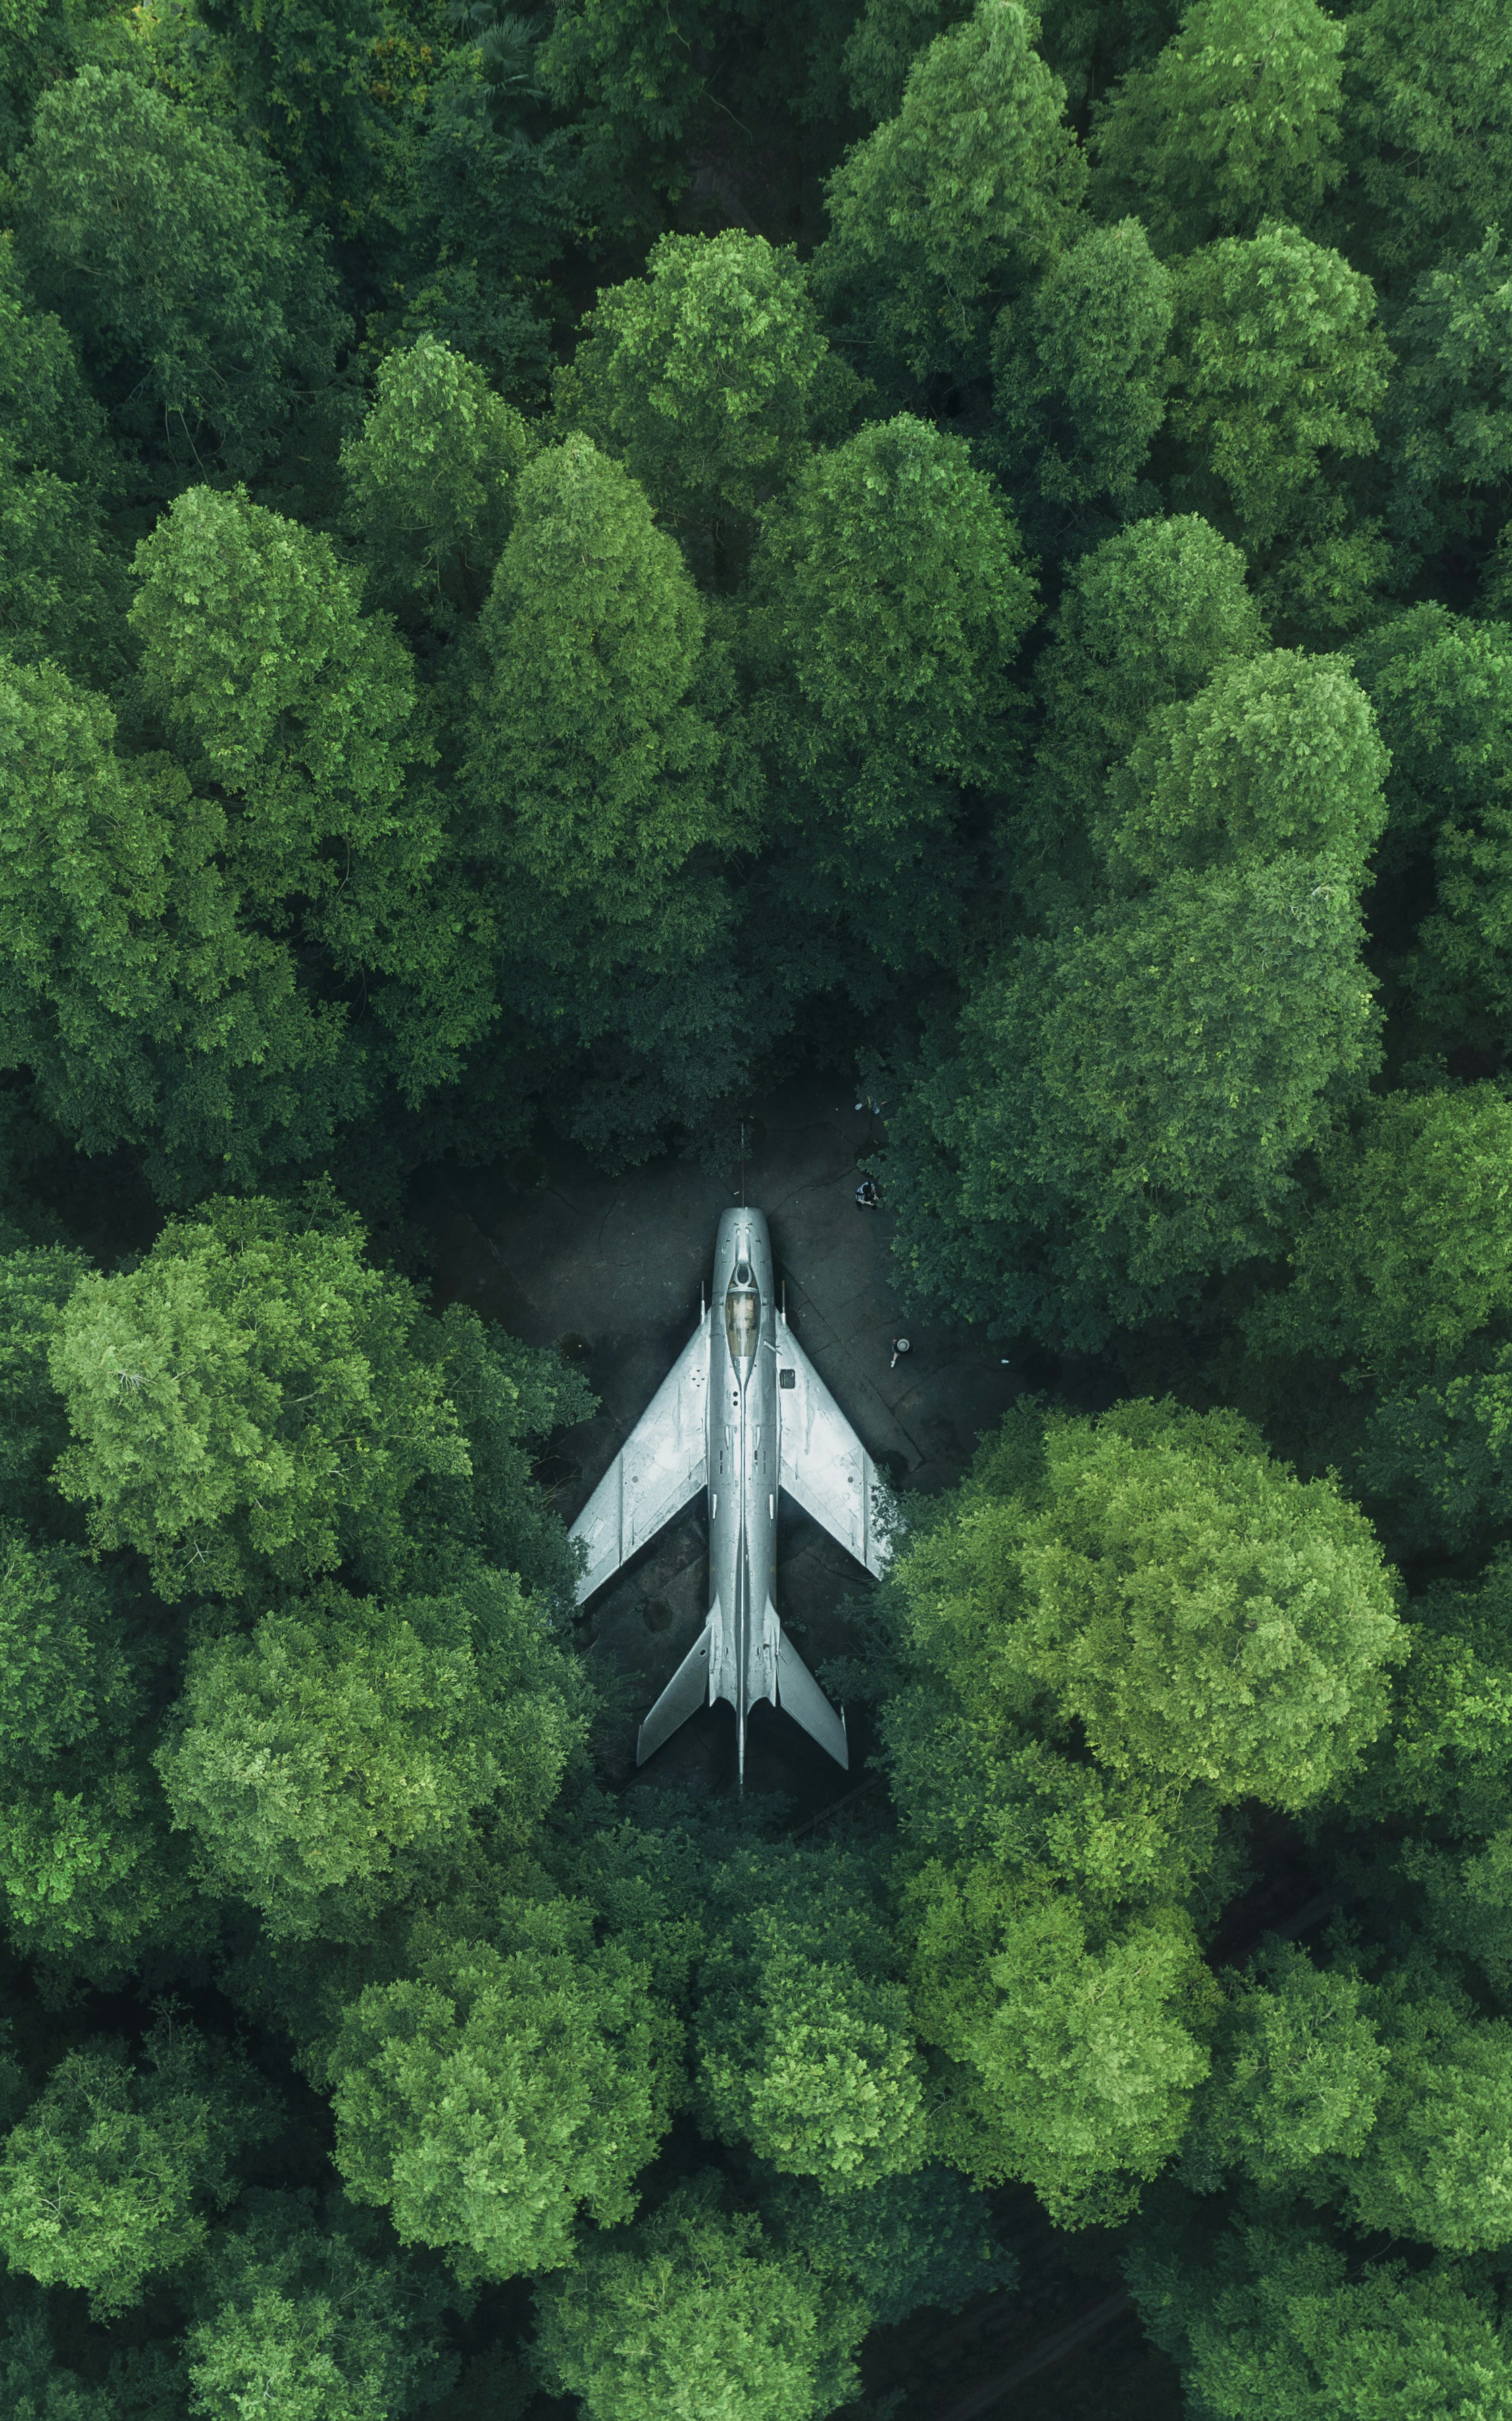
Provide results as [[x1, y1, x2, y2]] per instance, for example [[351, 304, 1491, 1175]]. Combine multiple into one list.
[[1165, 220, 1390, 632], [14, 68, 346, 485], [342, 336, 536, 634], [885, 1402, 1401, 2222], [326, 1897, 676, 2280], [1089, 0, 1346, 254], [990, 218, 1174, 525], [815, 0, 1086, 390], [555, 232, 847, 582], [744, 412, 1034, 974], [47, 1195, 469, 1603]]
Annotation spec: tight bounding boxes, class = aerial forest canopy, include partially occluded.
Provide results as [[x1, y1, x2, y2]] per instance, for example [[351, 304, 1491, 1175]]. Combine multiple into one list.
[[1, 0, 1512, 2410]]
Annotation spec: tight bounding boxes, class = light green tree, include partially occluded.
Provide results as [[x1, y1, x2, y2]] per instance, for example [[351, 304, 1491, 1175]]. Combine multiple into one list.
[[328, 1899, 676, 2280], [815, 0, 1086, 387], [884, 1403, 1401, 2223], [1090, 0, 1346, 253], [0, 2030, 268, 2314], [48, 1196, 469, 1603], [531, 2177, 865, 2421], [692, 1852, 927, 2193], [155, 1573, 586, 1937]]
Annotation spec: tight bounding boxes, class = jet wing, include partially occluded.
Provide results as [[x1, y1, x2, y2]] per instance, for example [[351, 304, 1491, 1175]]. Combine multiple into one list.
[[777, 1326, 890, 1577], [570, 1312, 711, 1603]]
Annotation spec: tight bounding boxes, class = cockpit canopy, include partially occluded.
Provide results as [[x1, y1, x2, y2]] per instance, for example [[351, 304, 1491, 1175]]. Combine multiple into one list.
[[724, 1261, 760, 1361]]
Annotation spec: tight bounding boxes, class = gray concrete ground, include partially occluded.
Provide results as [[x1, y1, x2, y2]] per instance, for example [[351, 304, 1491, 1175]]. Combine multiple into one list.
[[411, 1075, 1023, 1814]]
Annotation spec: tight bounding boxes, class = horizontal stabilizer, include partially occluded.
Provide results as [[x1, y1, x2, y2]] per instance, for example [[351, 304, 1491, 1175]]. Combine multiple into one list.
[[776, 1626, 849, 1771], [636, 1618, 713, 1766]]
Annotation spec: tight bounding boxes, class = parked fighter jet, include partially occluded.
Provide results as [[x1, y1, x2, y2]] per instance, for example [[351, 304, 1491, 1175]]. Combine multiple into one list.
[[569, 1207, 891, 1781]]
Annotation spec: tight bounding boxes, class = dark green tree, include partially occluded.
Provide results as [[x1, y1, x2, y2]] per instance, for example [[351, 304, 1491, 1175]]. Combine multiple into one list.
[[1089, 0, 1346, 253], [342, 336, 536, 633], [555, 231, 847, 579], [183, 2191, 457, 2421], [990, 218, 1173, 522], [14, 68, 346, 483], [744, 411, 1034, 972], [1166, 220, 1390, 632], [815, 0, 1086, 389], [1341, 0, 1512, 286]]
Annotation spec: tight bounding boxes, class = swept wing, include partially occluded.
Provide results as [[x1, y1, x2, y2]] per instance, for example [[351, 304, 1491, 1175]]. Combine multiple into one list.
[[778, 1326, 891, 1578], [570, 1312, 710, 1603]]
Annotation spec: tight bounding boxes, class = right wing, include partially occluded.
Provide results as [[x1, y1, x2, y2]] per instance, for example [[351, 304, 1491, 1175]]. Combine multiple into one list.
[[570, 1312, 710, 1603], [777, 1323, 891, 1578]]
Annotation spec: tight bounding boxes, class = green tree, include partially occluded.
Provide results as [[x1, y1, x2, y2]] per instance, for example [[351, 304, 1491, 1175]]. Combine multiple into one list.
[[1383, 232, 1512, 586], [895, 1404, 1401, 1813], [1166, 220, 1390, 630], [155, 1572, 586, 1938], [768, 2164, 1014, 2327], [468, 436, 726, 921], [0, 653, 351, 1199], [0, 1243, 84, 1528], [555, 231, 842, 579], [888, 859, 1380, 1345], [1017, 511, 1264, 912], [1090, 0, 1346, 254], [530, 2177, 865, 2421], [0, 2030, 268, 2314], [327, 1898, 675, 2280], [14, 67, 346, 482], [692, 1851, 928, 2193], [1249, 1087, 1512, 1387], [884, 1405, 1401, 2222], [341, 336, 536, 633], [1180, 1945, 1387, 2193], [131, 484, 495, 1103], [1341, 0, 1512, 285], [1130, 2216, 1512, 2420], [48, 1196, 469, 1603], [184, 2191, 456, 2421], [465, 435, 749, 1157], [815, 0, 1086, 388], [990, 218, 1174, 518], [1094, 647, 1388, 887], [0, 1528, 181, 1975], [744, 413, 1034, 968], [196, 0, 382, 224], [1346, 1980, 1512, 2251]]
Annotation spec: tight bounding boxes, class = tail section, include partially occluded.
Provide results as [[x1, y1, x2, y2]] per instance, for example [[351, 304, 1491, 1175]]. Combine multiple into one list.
[[774, 1618, 849, 1771], [636, 1616, 713, 1766]]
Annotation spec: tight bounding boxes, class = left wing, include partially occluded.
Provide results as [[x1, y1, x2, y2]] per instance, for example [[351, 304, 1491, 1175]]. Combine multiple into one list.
[[777, 1324, 890, 1577], [570, 1312, 710, 1603]]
